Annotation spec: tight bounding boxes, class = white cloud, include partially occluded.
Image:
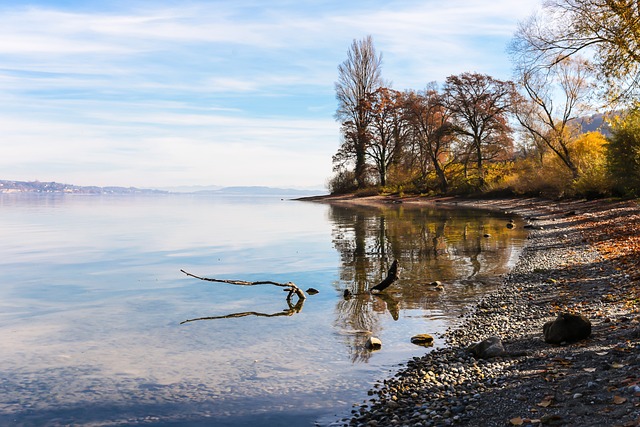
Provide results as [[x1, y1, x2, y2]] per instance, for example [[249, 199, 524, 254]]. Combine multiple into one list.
[[0, 0, 542, 188]]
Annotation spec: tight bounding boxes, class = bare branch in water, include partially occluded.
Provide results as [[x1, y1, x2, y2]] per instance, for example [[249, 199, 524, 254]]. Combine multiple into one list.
[[180, 269, 307, 302]]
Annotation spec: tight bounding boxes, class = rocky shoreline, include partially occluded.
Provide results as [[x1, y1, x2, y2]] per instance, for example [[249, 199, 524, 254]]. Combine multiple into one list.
[[328, 196, 640, 427]]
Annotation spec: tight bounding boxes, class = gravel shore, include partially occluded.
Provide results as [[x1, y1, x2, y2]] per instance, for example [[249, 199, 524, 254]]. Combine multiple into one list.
[[331, 197, 640, 427]]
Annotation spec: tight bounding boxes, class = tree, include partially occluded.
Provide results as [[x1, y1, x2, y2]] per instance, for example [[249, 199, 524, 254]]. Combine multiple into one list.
[[443, 73, 516, 187], [334, 35, 384, 188], [512, 56, 594, 179], [571, 131, 610, 196], [404, 84, 456, 192], [608, 108, 640, 196], [512, 0, 640, 103], [367, 88, 407, 186]]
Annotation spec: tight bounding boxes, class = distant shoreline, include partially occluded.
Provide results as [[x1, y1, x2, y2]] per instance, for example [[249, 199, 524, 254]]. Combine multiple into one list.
[[0, 179, 322, 197]]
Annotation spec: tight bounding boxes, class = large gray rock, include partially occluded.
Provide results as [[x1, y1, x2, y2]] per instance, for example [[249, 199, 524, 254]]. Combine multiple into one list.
[[467, 336, 505, 359], [543, 313, 592, 344]]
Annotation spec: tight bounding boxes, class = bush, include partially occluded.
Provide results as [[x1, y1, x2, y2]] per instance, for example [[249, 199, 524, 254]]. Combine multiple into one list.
[[572, 132, 611, 198], [327, 169, 358, 194], [501, 156, 571, 197], [500, 132, 611, 198]]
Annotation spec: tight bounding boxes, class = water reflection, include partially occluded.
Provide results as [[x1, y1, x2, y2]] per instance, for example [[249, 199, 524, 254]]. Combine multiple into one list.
[[181, 298, 305, 324], [0, 194, 527, 426], [329, 202, 526, 362]]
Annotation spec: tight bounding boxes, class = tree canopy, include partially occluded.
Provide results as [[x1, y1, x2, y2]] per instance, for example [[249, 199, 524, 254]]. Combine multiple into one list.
[[330, 7, 640, 198], [512, 0, 640, 103]]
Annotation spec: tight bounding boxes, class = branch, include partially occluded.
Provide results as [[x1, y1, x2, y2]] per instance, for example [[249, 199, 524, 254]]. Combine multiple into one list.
[[180, 269, 307, 302]]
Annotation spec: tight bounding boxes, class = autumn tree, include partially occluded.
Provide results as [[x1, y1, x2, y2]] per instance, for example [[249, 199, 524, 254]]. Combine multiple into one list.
[[608, 109, 640, 196], [513, 0, 640, 103], [512, 56, 594, 179], [366, 87, 408, 186], [443, 73, 516, 187], [404, 84, 456, 192], [334, 36, 384, 188]]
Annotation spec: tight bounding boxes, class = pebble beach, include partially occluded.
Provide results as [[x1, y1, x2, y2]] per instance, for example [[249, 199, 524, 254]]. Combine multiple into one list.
[[324, 196, 640, 427]]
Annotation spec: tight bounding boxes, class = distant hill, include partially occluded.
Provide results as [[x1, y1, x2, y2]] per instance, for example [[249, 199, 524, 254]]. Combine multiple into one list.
[[0, 180, 325, 196], [0, 180, 167, 195], [575, 112, 612, 136]]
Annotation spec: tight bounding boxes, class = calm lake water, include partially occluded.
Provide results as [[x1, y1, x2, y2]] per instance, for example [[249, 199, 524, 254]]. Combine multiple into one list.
[[0, 194, 527, 426]]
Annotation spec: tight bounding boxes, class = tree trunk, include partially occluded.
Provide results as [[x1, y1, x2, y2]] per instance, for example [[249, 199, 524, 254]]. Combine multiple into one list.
[[434, 161, 448, 192], [475, 141, 484, 187], [355, 133, 368, 188]]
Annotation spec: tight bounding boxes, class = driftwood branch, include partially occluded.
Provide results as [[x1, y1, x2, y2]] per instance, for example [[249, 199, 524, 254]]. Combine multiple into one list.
[[370, 260, 399, 293], [180, 269, 307, 302], [180, 298, 305, 324]]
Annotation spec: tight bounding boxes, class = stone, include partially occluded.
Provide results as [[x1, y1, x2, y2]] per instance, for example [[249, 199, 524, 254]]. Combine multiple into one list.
[[543, 313, 592, 344], [366, 336, 382, 350], [411, 334, 435, 346], [467, 336, 505, 359], [426, 281, 444, 291]]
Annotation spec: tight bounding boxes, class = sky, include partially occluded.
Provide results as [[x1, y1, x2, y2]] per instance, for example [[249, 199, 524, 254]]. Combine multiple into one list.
[[0, 0, 542, 190]]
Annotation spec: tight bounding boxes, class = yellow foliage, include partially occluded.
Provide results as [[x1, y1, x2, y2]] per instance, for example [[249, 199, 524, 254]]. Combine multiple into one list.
[[570, 131, 608, 175], [502, 131, 610, 197], [570, 132, 610, 196]]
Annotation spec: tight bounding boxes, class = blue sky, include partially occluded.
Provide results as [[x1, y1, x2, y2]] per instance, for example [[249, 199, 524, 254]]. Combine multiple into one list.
[[0, 0, 541, 189]]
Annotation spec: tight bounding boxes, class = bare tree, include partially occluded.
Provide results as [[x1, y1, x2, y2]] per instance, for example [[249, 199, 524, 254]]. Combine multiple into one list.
[[367, 88, 408, 186], [443, 73, 516, 187], [334, 35, 384, 188], [512, 0, 640, 103], [512, 56, 594, 178], [404, 84, 456, 192]]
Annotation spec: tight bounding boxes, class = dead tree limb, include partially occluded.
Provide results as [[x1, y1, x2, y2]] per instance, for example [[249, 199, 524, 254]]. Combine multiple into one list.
[[180, 269, 307, 302], [370, 260, 399, 293]]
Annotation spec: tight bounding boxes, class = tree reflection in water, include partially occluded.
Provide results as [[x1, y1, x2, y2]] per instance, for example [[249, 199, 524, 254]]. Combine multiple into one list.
[[329, 202, 527, 362]]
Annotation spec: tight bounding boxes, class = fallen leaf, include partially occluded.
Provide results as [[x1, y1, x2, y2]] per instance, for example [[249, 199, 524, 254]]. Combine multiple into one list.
[[613, 396, 627, 405], [595, 351, 608, 356], [510, 417, 524, 426], [583, 367, 597, 373], [537, 398, 553, 408], [611, 362, 625, 369]]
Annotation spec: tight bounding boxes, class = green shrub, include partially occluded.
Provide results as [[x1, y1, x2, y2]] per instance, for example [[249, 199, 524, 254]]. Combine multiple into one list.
[[607, 111, 640, 197]]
